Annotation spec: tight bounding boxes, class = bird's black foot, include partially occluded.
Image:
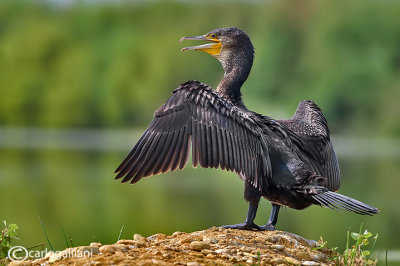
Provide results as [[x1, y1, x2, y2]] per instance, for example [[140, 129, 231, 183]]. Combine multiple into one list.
[[222, 222, 261, 231], [258, 223, 276, 231]]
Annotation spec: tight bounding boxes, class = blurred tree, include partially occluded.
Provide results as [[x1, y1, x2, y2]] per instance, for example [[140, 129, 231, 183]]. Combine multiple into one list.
[[0, 0, 399, 135]]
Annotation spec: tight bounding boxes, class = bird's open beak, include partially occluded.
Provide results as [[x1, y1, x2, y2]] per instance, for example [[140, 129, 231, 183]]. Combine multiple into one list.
[[180, 35, 222, 56]]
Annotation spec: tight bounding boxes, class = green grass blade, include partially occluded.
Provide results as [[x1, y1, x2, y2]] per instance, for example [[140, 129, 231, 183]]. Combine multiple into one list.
[[345, 228, 350, 265], [26, 243, 45, 250], [38, 217, 53, 251], [356, 223, 363, 248], [367, 233, 378, 261], [60, 225, 70, 248], [117, 225, 124, 241]]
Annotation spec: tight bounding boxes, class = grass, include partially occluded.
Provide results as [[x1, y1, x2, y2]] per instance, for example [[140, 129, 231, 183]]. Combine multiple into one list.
[[314, 224, 378, 265], [0, 221, 19, 265], [117, 225, 125, 242], [38, 217, 53, 251]]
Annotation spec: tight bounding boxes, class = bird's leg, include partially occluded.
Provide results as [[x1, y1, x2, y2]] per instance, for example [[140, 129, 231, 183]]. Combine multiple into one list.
[[222, 182, 261, 230], [259, 203, 280, 231], [221, 198, 260, 230]]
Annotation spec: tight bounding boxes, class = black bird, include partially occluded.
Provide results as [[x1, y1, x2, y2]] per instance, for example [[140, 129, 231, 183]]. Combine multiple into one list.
[[115, 27, 379, 230]]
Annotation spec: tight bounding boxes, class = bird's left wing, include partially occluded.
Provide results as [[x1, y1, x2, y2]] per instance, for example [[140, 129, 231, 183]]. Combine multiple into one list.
[[115, 81, 271, 190], [278, 100, 340, 191]]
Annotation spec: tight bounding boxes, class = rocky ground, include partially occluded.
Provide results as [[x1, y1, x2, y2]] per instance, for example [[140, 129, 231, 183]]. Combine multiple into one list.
[[9, 227, 336, 265]]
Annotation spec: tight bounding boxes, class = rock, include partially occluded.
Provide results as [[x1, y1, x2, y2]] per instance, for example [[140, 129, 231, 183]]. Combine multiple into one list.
[[162, 252, 172, 259], [153, 250, 162, 256], [296, 251, 311, 260], [189, 241, 211, 251], [148, 233, 167, 241], [271, 257, 286, 264], [261, 254, 273, 259], [139, 253, 153, 259], [221, 254, 229, 259], [229, 256, 238, 263], [201, 249, 216, 255], [113, 244, 130, 251], [206, 253, 216, 259], [179, 237, 193, 244], [261, 257, 272, 264], [302, 261, 321, 266], [240, 246, 251, 252], [202, 235, 218, 244], [255, 237, 264, 242], [111, 251, 125, 264], [77, 246, 99, 255], [8, 262, 31, 266], [138, 259, 168, 266], [215, 248, 227, 254], [117, 239, 137, 245], [171, 231, 185, 237], [266, 235, 280, 243], [310, 253, 327, 262], [229, 247, 238, 254], [251, 249, 260, 255], [134, 234, 146, 242], [170, 246, 182, 252], [90, 242, 102, 248], [99, 244, 116, 254], [186, 262, 201, 266], [243, 252, 258, 258], [11, 228, 340, 265], [271, 244, 285, 251], [285, 256, 301, 265]]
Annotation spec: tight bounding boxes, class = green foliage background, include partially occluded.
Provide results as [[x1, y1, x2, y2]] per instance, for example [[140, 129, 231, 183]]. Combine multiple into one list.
[[1, 0, 399, 135], [0, 0, 399, 260]]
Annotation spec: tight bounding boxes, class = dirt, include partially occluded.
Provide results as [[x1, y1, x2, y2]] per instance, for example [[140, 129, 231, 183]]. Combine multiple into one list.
[[9, 227, 335, 265]]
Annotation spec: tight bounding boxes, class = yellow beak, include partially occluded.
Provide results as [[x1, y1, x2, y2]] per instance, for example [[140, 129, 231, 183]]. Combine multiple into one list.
[[180, 35, 222, 56]]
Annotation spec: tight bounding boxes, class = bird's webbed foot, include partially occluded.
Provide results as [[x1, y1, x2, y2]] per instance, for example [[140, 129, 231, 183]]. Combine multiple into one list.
[[258, 223, 276, 231], [221, 222, 261, 231], [259, 203, 280, 231], [222, 185, 261, 231]]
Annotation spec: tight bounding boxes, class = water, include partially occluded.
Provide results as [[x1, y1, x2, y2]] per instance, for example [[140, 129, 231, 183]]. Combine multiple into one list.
[[0, 127, 399, 262]]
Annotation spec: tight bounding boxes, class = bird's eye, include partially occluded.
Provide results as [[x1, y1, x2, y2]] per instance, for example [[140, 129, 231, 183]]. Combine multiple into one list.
[[210, 33, 216, 38]]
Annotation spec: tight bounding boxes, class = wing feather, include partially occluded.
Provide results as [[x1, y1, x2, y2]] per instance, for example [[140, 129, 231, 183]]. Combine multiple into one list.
[[170, 129, 184, 171], [191, 119, 199, 168], [150, 133, 169, 175], [180, 128, 191, 169], [279, 100, 340, 191], [216, 125, 225, 170], [211, 125, 219, 168], [115, 81, 271, 190]]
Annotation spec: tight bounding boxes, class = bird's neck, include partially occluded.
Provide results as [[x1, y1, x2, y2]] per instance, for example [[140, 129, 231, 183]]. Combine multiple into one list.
[[217, 53, 253, 106]]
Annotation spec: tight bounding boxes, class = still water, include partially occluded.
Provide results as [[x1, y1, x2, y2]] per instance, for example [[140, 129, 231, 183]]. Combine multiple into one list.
[[0, 128, 399, 262]]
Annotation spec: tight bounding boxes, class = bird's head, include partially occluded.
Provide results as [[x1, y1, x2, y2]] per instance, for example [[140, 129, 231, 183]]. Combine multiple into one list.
[[180, 27, 254, 73]]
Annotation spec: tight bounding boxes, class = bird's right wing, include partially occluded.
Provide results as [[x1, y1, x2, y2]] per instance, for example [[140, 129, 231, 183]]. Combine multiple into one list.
[[115, 80, 271, 190]]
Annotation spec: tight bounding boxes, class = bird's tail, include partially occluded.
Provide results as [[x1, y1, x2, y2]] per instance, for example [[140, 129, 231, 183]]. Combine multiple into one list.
[[311, 190, 379, 216]]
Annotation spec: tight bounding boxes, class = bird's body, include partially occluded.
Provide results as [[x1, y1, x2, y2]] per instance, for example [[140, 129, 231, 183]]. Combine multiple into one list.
[[116, 27, 378, 230]]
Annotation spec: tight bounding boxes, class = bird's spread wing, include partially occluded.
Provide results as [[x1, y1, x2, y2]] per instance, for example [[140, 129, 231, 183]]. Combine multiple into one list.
[[278, 100, 340, 191], [115, 80, 271, 190]]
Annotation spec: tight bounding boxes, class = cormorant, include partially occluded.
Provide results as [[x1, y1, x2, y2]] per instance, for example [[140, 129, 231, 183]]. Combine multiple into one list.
[[115, 27, 379, 230]]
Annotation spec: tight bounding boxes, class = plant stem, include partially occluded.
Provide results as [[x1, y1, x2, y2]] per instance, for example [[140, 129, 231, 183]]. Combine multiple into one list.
[[38, 217, 53, 251], [117, 225, 124, 241], [60, 225, 70, 248]]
